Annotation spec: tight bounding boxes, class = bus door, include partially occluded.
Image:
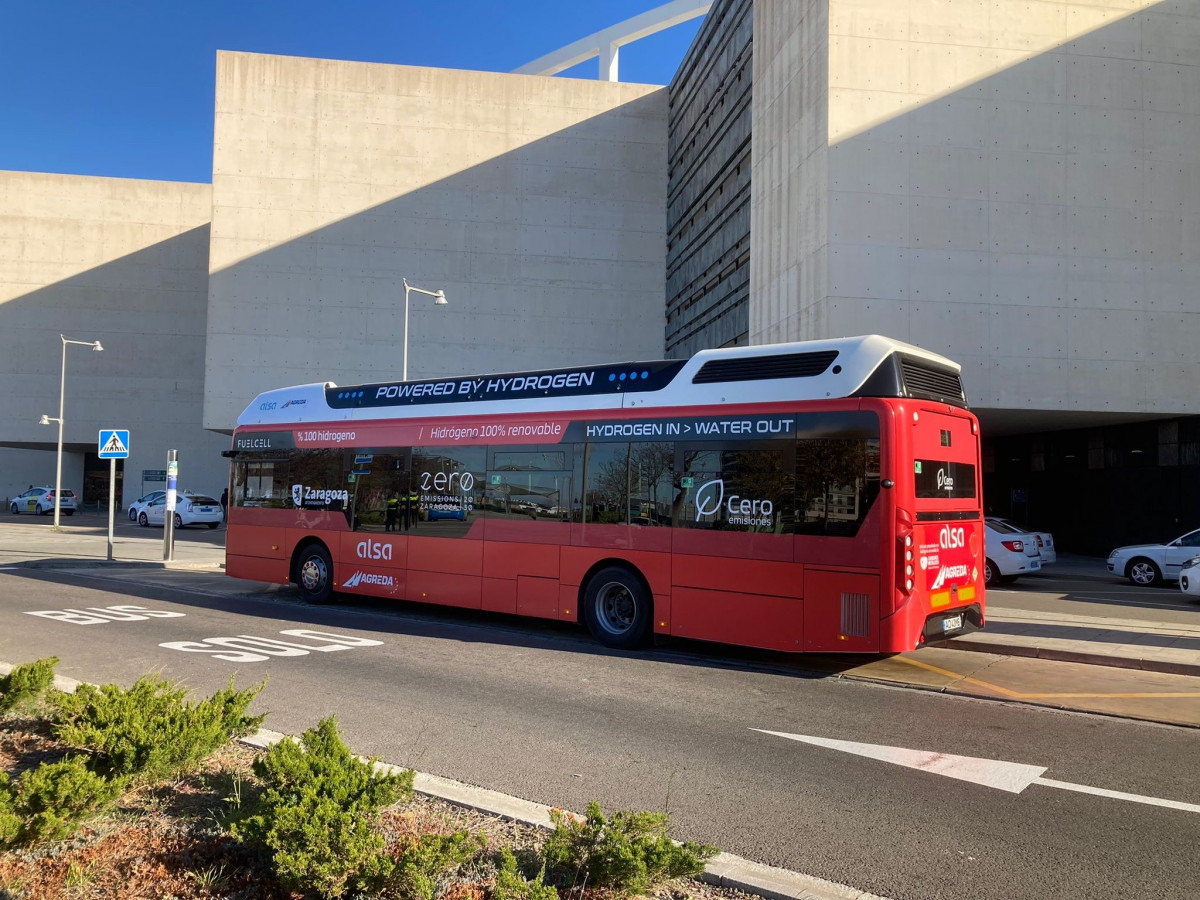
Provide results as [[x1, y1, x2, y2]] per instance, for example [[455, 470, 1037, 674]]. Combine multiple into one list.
[[909, 409, 983, 639]]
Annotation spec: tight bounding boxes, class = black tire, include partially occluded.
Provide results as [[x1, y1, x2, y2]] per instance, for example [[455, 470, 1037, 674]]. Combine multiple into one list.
[[174, 513, 184, 529], [999, 575, 1019, 585], [582, 566, 652, 650], [9, 503, 17, 515], [38, 505, 49, 516], [63, 510, 74, 516], [206, 522, 218, 529], [293, 543, 335, 604], [1126, 557, 1161, 587], [129, 509, 137, 521], [984, 559, 1000, 587], [138, 512, 148, 527]]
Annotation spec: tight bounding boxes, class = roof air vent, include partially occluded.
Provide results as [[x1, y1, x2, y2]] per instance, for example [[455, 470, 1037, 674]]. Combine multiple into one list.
[[692, 350, 839, 384]]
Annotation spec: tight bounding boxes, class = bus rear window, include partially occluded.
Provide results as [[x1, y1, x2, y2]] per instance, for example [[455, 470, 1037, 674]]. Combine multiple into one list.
[[914, 460, 976, 499]]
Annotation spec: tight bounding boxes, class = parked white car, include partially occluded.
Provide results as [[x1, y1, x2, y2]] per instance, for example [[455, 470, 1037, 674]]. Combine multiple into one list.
[[9, 486, 77, 516], [1108, 528, 1200, 586], [136, 493, 223, 529], [984, 519, 1042, 586], [1178, 556, 1200, 597], [987, 517, 1056, 565], [127, 490, 166, 521]]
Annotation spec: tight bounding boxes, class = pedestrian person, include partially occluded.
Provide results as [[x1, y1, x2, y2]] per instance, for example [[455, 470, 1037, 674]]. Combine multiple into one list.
[[220, 487, 228, 522], [386, 492, 399, 532]]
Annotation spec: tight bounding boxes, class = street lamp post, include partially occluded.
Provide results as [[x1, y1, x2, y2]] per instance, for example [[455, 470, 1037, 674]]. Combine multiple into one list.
[[401, 278, 447, 382], [39, 335, 103, 530]]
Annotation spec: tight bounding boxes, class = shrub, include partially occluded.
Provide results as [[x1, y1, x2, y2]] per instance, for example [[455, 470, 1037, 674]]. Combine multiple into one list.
[[52, 673, 265, 781], [0, 773, 21, 848], [13, 757, 124, 845], [542, 802, 717, 896], [391, 831, 485, 900], [233, 716, 414, 900], [0, 657, 59, 714], [492, 847, 558, 900]]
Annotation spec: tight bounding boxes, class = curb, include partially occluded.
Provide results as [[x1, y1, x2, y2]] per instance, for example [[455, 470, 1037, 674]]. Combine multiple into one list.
[[241, 729, 889, 900], [936, 637, 1200, 678], [18, 558, 221, 571]]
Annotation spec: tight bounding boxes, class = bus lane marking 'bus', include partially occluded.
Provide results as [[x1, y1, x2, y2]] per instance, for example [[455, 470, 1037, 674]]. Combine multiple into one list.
[[894, 655, 1200, 700], [159, 629, 383, 663], [25, 605, 187, 625], [753, 730, 1200, 814]]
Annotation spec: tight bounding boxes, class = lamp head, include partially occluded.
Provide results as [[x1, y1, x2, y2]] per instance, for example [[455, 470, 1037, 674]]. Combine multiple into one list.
[[39, 415, 51, 425], [434, 291, 448, 306], [92, 341, 103, 352]]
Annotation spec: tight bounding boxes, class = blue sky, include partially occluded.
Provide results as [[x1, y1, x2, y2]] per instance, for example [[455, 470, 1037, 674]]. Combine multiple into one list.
[[0, 1, 701, 184]]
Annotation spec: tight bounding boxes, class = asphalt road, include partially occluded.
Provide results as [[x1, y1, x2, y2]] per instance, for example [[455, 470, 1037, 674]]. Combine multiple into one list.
[[1, 565, 1198, 900]]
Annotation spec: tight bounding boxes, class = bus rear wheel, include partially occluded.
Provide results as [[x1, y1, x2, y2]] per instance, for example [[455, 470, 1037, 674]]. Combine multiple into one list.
[[583, 567, 651, 650], [293, 543, 335, 604]]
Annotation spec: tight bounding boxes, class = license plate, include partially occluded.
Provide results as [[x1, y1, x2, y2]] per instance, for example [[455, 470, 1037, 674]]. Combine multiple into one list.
[[1029, 559, 1041, 570], [198, 507, 211, 512], [942, 614, 963, 633]]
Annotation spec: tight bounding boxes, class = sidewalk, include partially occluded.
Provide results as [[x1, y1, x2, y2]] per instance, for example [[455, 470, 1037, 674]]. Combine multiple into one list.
[[942, 606, 1200, 677]]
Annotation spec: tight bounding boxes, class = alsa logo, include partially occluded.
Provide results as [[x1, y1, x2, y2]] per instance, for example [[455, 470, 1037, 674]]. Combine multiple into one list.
[[343, 571, 394, 588], [930, 564, 970, 590], [356, 539, 392, 561], [939, 525, 966, 549], [292, 485, 349, 506]]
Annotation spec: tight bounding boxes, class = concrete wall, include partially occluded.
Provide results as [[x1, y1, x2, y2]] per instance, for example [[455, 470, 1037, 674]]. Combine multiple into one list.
[[205, 51, 669, 429], [750, 0, 830, 346], [750, 0, 1200, 418], [0, 171, 229, 505]]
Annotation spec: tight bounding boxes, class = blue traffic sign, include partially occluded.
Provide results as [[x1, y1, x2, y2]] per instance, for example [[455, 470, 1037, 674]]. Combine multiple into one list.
[[98, 429, 130, 459]]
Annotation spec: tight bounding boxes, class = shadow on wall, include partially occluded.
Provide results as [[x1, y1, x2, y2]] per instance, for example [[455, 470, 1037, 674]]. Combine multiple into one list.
[[203, 93, 669, 430], [0, 223, 231, 498], [819, 0, 1200, 554]]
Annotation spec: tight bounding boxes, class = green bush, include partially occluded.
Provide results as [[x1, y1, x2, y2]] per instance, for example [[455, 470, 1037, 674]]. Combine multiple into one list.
[[391, 831, 485, 900], [493, 847, 558, 900], [542, 802, 717, 896], [0, 657, 59, 714], [233, 716, 414, 900], [0, 772, 21, 848], [12, 757, 124, 845], [52, 673, 265, 781]]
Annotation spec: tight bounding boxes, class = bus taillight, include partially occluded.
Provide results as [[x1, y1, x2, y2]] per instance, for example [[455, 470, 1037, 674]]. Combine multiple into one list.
[[896, 508, 915, 599]]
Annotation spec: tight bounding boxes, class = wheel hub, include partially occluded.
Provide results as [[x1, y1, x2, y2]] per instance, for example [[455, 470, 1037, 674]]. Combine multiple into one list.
[[300, 557, 327, 592], [596, 582, 636, 634]]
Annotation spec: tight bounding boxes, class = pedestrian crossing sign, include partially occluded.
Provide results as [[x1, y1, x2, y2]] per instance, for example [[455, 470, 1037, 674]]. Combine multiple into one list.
[[97, 429, 130, 459]]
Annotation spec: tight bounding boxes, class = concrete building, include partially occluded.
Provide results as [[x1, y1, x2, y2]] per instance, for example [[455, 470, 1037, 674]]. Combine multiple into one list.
[[204, 52, 668, 429], [2, 0, 1198, 552], [0, 171, 227, 506]]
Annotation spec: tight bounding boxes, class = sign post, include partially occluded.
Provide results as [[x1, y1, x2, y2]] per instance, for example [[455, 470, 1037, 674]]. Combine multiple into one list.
[[97, 430, 130, 562], [164, 450, 178, 562]]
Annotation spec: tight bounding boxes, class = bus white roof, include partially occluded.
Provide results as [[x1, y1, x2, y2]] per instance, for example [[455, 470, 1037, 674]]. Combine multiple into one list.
[[235, 334, 963, 428]]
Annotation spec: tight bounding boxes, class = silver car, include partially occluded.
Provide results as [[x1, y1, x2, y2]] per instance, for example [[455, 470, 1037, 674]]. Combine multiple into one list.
[[1107, 528, 1200, 586]]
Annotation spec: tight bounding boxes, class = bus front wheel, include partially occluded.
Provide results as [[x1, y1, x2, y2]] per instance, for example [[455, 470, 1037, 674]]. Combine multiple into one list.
[[294, 543, 335, 604], [583, 566, 651, 650]]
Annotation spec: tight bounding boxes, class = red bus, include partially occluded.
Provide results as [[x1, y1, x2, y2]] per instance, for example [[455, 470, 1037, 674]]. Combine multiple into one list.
[[224, 335, 984, 653]]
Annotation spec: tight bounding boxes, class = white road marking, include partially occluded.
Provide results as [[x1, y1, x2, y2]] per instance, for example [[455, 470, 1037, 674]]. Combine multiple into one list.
[[1073, 595, 1200, 612], [753, 730, 1045, 793], [1033, 778, 1200, 814], [755, 730, 1200, 814]]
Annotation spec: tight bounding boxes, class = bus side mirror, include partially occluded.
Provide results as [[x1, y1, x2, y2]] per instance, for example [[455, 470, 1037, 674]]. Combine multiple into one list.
[[881, 479, 895, 489]]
